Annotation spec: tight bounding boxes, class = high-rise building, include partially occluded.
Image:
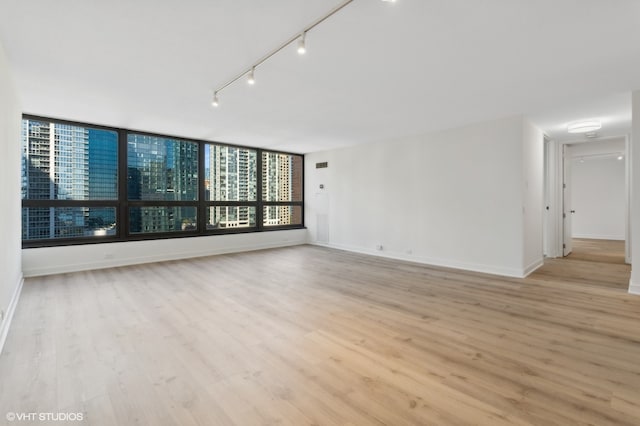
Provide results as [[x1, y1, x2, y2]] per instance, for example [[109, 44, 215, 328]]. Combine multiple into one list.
[[206, 145, 257, 228], [22, 120, 90, 239], [127, 134, 199, 233], [262, 152, 302, 226], [21, 119, 118, 240]]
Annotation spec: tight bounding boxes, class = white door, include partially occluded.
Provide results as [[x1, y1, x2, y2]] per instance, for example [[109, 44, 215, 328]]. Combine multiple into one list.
[[563, 145, 573, 256]]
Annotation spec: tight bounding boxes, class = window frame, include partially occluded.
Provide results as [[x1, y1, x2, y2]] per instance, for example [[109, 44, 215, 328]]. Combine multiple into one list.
[[21, 114, 305, 248]]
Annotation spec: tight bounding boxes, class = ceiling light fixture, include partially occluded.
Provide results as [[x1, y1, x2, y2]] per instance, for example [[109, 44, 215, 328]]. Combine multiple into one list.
[[618, 155, 624, 160], [567, 120, 602, 134], [211, 92, 219, 107], [297, 32, 306, 55], [210, 0, 394, 107]]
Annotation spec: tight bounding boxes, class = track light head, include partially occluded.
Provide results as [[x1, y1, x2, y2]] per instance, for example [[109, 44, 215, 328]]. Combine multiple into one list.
[[209, 0, 374, 106], [297, 33, 306, 55]]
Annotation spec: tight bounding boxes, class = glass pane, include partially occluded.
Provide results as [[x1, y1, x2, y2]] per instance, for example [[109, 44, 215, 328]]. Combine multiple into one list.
[[127, 134, 198, 201], [129, 206, 197, 234], [21, 119, 118, 200], [22, 207, 117, 240], [206, 206, 256, 230], [263, 205, 302, 227], [261, 152, 303, 202], [204, 145, 257, 201]]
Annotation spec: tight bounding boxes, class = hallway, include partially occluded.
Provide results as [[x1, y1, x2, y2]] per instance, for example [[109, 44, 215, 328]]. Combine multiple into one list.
[[533, 238, 630, 290]]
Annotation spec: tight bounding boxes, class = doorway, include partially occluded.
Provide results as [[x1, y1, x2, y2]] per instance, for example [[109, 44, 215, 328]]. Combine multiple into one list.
[[540, 136, 631, 290], [562, 138, 628, 261]]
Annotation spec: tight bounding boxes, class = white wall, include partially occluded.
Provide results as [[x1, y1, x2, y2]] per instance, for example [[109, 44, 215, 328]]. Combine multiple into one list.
[[571, 156, 625, 240], [22, 229, 307, 277], [631, 90, 640, 295], [305, 115, 544, 278], [0, 41, 23, 352], [522, 119, 544, 272], [569, 138, 625, 158]]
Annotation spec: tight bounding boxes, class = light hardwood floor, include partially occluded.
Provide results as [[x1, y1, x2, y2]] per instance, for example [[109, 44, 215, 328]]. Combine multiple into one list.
[[535, 238, 629, 290], [1, 244, 639, 425], [569, 238, 626, 265]]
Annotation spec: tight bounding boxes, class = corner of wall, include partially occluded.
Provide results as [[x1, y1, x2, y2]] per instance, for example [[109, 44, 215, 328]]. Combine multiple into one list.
[[0, 274, 24, 355], [0, 38, 24, 356], [631, 91, 640, 292], [522, 258, 544, 278], [521, 117, 545, 274], [629, 268, 640, 295]]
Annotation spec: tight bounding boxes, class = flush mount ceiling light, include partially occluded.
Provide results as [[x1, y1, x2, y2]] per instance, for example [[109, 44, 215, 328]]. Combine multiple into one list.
[[567, 120, 602, 134], [210, 0, 396, 107]]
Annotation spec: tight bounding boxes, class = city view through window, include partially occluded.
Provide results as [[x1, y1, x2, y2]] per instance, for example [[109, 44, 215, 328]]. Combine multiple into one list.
[[21, 117, 303, 245]]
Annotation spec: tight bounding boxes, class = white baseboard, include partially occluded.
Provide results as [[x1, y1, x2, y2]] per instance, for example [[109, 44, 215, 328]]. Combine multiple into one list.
[[523, 258, 544, 277], [629, 279, 640, 296], [311, 242, 532, 278], [572, 234, 625, 241], [23, 239, 306, 277], [0, 274, 24, 356]]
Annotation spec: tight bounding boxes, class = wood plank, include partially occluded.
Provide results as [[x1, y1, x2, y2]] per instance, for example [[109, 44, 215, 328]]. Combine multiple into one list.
[[1, 241, 638, 425]]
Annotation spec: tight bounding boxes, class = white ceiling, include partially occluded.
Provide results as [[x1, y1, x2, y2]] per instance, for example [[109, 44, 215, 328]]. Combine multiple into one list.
[[528, 93, 631, 143], [1, 0, 639, 153]]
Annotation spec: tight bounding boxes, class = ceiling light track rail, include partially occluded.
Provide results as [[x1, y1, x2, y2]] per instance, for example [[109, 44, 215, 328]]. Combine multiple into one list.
[[211, 0, 394, 107]]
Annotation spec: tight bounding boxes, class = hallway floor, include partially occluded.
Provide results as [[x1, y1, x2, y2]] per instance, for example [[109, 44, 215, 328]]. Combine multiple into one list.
[[535, 238, 630, 290]]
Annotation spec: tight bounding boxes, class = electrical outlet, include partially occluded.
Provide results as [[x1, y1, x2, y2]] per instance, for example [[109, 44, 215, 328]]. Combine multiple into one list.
[[376, 244, 383, 251]]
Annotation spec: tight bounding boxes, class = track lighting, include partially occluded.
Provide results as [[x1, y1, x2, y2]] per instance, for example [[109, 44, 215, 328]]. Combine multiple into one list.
[[297, 33, 306, 55], [211, 0, 396, 107]]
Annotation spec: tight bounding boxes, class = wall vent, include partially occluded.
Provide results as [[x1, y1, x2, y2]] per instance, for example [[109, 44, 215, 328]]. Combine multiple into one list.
[[315, 162, 328, 169]]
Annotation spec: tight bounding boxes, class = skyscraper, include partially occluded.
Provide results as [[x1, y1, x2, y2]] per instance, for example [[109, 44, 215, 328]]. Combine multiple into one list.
[[262, 152, 302, 226], [127, 134, 199, 233], [206, 145, 257, 228], [22, 120, 90, 239], [21, 119, 118, 240]]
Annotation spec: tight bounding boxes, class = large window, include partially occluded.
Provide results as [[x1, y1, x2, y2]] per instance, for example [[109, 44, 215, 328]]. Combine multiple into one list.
[[204, 144, 257, 229], [21, 115, 304, 247], [127, 134, 199, 234], [21, 118, 118, 241], [262, 152, 303, 226]]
